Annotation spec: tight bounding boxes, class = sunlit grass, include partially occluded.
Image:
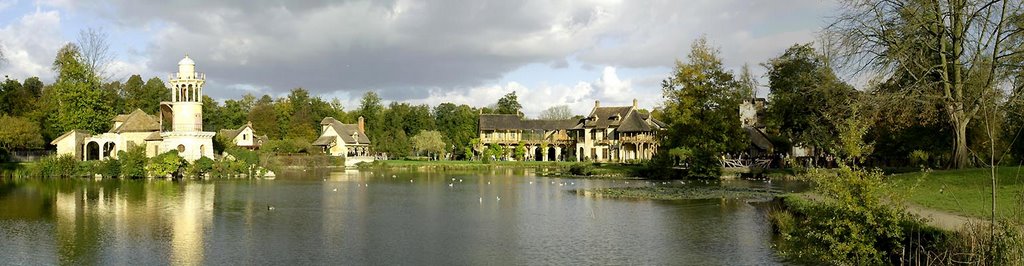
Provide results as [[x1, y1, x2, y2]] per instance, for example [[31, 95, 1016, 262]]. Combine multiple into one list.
[[887, 166, 1024, 220]]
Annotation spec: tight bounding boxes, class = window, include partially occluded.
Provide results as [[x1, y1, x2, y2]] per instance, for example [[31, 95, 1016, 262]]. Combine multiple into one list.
[[243, 134, 247, 140], [177, 144, 185, 153]]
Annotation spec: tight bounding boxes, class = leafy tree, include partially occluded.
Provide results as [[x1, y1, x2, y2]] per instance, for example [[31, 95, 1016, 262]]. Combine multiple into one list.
[[101, 80, 125, 114], [514, 141, 526, 161], [0, 115, 44, 152], [44, 43, 113, 137], [285, 88, 317, 141], [496, 91, 522, 116], [23, 77, 43, 98], [737, 63, 757, 100], [827, 0, 1021, 168], [434, 103, 478, 159], [249, 95, 280, 139], [659, 37, 746, 178], [411, 130, 446, 159], [357, 91, 384, 150], [538, 105, 574, 120], [765, 44, 857, 157]]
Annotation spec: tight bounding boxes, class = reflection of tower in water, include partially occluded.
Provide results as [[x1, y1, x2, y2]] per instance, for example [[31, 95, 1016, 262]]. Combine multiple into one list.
[[170, 183, 215, 265]]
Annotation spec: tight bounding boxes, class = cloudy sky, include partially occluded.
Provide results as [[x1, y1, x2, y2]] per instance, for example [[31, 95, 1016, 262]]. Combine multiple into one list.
[[0, 0, 837, 117]]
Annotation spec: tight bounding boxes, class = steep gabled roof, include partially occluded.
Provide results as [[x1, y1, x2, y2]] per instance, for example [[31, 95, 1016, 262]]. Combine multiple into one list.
[[575, 106, 633, 129], [320, 117, 370, 144], [745, 126, 774, 151], [217, 123, 253, 141], [110, 109, 160, 133], [619, 112, 667, 132]]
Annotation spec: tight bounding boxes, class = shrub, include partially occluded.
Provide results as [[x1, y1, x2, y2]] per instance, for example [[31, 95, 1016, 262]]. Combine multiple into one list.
[[31, 154, 81, 178], [567, 163, 593, 176], [778, 165, 916, 265], [100, 158, 121, 178], [118, 145, 148, 178], [186, 156, 214, 178], [146, 150, 187, 178], [908, 150, 929, 167]]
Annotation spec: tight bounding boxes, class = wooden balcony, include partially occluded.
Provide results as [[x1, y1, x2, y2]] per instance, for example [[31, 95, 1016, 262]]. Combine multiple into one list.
[[620, 135, 657, 143]]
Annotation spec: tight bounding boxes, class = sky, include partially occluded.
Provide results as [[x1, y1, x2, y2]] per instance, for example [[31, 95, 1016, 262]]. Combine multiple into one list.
[[0, 0, 838, 118]]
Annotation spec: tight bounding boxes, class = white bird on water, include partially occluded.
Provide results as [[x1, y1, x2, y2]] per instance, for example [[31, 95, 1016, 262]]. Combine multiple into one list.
[[496, 196, 501, 201], [448, 183, 454, 187], [332, 188, 338, 192], [267, 205, 275, 211], [479, 197, 483, 203]]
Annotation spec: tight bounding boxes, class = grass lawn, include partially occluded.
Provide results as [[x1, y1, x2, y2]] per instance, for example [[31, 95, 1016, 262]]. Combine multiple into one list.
[[888, 166, 1024, 220]]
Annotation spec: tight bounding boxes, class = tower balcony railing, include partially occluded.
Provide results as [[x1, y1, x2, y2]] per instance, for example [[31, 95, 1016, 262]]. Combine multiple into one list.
[[170, 72, 206, 80]]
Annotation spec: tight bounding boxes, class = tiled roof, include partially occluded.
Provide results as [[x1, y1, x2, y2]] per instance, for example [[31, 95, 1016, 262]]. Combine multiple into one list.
[[110, 109, 160, 133]]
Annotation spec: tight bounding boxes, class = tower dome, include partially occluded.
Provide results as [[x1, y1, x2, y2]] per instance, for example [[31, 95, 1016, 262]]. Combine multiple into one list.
[[178, 55, 196, 76], [178, 55, 195, 65]]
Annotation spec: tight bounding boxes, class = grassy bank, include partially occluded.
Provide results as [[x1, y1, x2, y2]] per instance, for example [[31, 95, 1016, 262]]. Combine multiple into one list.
[[360, 160, 642, 178], [579, 185, 780, 200], [887, 167, 1024, 219]]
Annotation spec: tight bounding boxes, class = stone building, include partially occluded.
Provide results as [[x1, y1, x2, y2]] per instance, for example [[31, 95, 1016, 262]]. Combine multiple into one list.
[[52, 55, 216, 161], [477, 99, 665, 162]]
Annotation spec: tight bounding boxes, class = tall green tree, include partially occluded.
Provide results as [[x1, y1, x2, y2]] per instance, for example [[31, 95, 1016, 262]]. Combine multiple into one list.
[[357, 91, 385, 150], [285, 88, 317, 141], [496, 91, 523, 116], [249, 95, 280, 139], [765, 44, 857, 155], [660, 37, 746, 178], [434, 103, 478, 159], [44, 43, 113, 137]]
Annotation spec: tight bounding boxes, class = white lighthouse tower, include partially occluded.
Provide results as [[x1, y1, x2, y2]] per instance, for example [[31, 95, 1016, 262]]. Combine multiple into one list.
[[159, 55, 215, 161]]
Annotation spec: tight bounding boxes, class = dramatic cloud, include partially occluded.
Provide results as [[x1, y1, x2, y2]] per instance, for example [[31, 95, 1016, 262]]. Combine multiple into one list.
[[1, 0, 837, 112]]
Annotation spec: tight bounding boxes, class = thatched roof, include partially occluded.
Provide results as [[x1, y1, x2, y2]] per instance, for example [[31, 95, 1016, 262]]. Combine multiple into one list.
[[745, 126, 774, 151], [319, 117, 370, 144], [478, 114, 576, 131]]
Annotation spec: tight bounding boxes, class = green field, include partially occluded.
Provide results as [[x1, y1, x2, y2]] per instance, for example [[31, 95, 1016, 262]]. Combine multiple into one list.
[[888, 167, 1024, 220]]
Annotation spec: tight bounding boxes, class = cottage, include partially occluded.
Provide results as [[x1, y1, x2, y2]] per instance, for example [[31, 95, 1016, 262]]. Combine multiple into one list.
[[218, 122, 268, 150], [312, 116, 372, 158]]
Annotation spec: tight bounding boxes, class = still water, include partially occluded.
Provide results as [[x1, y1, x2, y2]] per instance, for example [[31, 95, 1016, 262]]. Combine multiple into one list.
[[0, 169, 792, 265]]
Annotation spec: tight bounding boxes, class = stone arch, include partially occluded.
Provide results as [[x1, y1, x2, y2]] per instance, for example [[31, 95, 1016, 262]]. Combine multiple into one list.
[[534, 146, 543, 161], [103, 142, 116, 159], [547, 147, 556, 161], [86, 141, 100, 161], [200, 145, 206, 156]]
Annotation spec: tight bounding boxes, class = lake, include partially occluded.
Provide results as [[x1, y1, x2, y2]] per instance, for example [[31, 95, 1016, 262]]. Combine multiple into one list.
[[0, 169, 795, 265]]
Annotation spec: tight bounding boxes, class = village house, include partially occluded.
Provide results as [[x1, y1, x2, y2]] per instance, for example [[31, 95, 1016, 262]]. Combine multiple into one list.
[[312, 116, 373, 165], [217, 122, 269, 150], [52, 55, 216, 161], [477, 99, 665, 162]]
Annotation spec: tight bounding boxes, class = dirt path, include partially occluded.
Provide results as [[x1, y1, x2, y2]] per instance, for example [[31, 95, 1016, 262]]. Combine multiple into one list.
[[798, 193, 982, 231], [903, 203, 984, 231]]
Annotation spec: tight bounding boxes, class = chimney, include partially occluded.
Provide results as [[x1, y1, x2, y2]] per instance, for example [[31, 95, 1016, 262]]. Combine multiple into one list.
[[357, 116, 365, 133], [595, 100, 600, 108], [632, 99, 638, 109]]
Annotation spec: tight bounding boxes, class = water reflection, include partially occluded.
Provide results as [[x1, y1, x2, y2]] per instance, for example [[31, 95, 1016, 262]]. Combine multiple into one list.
[[0, 173, 795, 265]]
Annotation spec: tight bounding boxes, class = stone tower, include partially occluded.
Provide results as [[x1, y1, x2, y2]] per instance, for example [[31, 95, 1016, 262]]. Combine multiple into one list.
[[160, 55, 215, 161]]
